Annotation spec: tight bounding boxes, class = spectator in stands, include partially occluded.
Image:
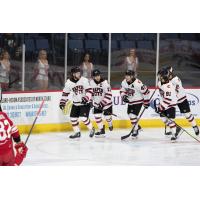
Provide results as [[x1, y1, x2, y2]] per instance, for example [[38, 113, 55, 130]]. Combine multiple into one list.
[[124, 48, 139, 72], [0, 50, 11, 91], [80, 53, 93, 79], [33, 49, 49, 90]]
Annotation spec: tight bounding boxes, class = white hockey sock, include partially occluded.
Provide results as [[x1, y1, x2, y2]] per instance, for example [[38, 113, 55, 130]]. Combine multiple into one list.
[[81, 117, 93, 130], [129, 114, 138, 130], [105, 115, 112, 127], [94, 114, 103, 130], [161, 117, 175, 134], [167, 120, 176, 135], [161, 117, 168, 124], [185, 113, 197, 127], [70, 117, 80, 133]]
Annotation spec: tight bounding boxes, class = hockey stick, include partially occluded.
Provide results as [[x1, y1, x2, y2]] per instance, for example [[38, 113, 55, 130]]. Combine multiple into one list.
[[150, 107, 200, 143], [163, 116, 200, 143], [25, 99, 45, 145], [62, 100, 73, 115], [121, 89, 157, 140]]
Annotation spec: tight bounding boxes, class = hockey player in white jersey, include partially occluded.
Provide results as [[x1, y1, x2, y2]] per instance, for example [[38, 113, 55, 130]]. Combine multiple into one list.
[[120, 70, 150, 138], [59, 66, 95, 139], [156, 68, 181, 141], [166, 66, 199, 135], [90, 69, 113, 136]]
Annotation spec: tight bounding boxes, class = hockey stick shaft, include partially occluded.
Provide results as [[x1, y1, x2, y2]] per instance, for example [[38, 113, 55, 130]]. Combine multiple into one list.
[[25, 99, 45, 145], [121, 89, 157, 140]]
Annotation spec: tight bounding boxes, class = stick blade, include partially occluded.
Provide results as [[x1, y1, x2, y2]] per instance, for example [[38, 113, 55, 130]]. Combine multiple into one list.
[[121, 133, 131, 140]]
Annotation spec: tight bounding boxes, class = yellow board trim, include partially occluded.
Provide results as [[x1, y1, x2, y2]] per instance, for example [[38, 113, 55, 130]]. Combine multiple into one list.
[[18, 119, 200, 134]]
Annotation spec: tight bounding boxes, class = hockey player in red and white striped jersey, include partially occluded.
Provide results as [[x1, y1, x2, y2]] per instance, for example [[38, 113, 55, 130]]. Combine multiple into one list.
[[166, 66, 199, 135], [157, 68, 181, 141], [0, 109, 28, 166], [90, 69, 113, 136], [120, 70, 150, 138], [59, 67, 95, 139]]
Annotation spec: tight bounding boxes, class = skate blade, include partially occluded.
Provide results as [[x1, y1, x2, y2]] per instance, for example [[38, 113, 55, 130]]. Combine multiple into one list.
[[69, 136, 81, 140], [165, 135, 171, 139], [95, 134, 106, 138], [89, 134, 95, 138], [131, 136, 138, 139], [170, 139, 177, 143], [165, 132, 172, 136]]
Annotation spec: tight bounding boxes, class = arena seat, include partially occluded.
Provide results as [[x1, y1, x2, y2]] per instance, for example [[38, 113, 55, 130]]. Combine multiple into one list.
[[119, 40, 136, 49], [124, 33, 144, 40], [137, 40, 153, 50], [68, 39, 84, 50], [111, 33, 125, 41], [36, 39, 49, 50], [85, 40, 101, 50], [68, 33, 86, 40], [87, 33, 104, 40]]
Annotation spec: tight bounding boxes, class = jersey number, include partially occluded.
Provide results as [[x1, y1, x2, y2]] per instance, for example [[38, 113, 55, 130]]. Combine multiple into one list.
[[166, 92, 171, 97], [0, 120, 12, 141]]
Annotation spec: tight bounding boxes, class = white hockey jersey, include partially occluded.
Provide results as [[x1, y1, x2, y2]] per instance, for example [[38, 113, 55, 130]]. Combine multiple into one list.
[[60, 77, 93, 106], [120, 78, 150, 105], [157, 81, 177, 110], [170, 76, 187, 104], [90, 79, 112, 110]]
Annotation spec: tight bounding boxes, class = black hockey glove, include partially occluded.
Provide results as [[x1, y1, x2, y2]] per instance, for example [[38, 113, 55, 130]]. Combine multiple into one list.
[[59, 100, 66, 110], [98, 101, 105, 110], [143, 100, 150, 109], [143, 103, 150, 109], [122, 95, 129, 103], [89, 101, 93, 108], [82, 96, 89, 105]]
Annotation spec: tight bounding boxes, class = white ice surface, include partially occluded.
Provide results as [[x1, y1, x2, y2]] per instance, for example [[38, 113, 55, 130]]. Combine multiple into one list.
[[22, 128, 200, 166]]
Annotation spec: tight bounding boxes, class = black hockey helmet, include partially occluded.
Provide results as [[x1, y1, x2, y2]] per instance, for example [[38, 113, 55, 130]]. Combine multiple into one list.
[[160, 68, 170, 83], [165, 66, 174, 79], [166, 66, 173, 73], [71, 66, 81, 74], [125, 70, 135, 76], [92, 69, 101, 77], [157, 68, 164, 76]]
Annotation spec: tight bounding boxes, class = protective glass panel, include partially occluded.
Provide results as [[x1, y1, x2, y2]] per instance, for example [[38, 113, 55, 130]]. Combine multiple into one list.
[[159, 33, 200, 87], [24, 33, 65, 90], [111, 33, 157, 88], [67, 33, 109, 81], [0, 33, 23, 91]]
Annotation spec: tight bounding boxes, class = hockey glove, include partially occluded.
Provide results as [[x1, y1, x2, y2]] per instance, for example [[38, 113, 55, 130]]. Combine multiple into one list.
[[143, 103, 150, 109], [82, 96, 89, 105], [14, 142, 28, 166], [59, 100, 66, 110], [98, 101, 105, 110], [89, 101, 93, 108], [122, 95, 129, 103], [143, 101, 150, 109]]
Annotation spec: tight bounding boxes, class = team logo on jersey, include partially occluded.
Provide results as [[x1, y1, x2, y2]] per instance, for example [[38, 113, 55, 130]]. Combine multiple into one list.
[[72, 85, 84, 95], [93, 88, 103, 96], [126, 88, 135, 96]]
